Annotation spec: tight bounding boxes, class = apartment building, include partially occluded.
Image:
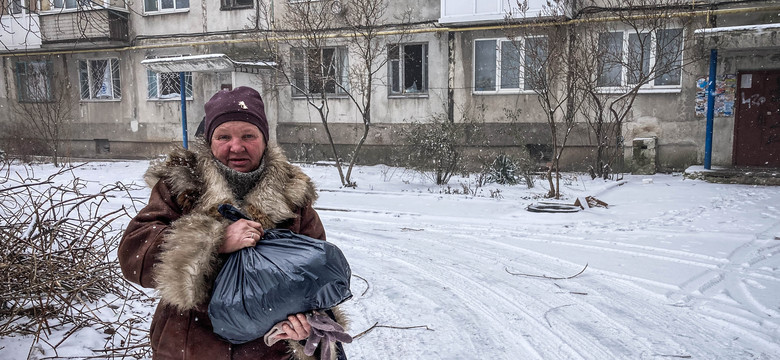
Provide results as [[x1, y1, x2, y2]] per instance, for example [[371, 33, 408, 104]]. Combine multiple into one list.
[[0, 0, 778, 172]]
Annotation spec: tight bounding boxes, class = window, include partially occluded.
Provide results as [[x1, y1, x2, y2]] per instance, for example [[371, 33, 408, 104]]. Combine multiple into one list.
[[653, 29, 683, 86], [474, 37, 547, 93], [221, 0, 252, 10], [15, 61, 53, 102], [598, 28, 683, 89], [3, 0, 22, 14], [389, 43, 428, 95], [79, 59, 121, 100], [147, 70, 192, 100], [291, 46, 348, 96], [144, 0, 189, 12], [50, 0, 90, 10]]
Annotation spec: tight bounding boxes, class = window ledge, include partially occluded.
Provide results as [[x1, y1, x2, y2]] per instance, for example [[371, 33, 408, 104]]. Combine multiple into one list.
[[221, 6, 253, 11], [472, 90, 539, 95], [388, 93, 429, 99], [80, 99, 122, 103], [596, 87, 682, 94], [148, 97, 193, 101], [144, 8, 190, 16], [291, 95, 350, 100]]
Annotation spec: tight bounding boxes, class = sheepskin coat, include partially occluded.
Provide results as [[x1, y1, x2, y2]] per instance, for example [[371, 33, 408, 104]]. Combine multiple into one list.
[[118, 141, 345, 360]]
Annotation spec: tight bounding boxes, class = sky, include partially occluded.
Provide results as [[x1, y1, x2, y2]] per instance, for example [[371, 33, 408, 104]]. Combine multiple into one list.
[[1, 160, 779, 359]]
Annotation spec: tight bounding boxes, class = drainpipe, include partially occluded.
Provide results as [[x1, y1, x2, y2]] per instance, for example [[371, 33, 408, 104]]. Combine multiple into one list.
[[704, 49, 716, 169], [180, 72, 189, 149], [447, 31, 455, 123]]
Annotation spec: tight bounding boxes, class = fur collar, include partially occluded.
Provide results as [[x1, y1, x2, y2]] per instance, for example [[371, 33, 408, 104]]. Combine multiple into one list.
[[145, 140, 317, 229], [146, 140, 318, 310]]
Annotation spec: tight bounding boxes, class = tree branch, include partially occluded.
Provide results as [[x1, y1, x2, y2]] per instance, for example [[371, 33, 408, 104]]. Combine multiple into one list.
[[505, 263, 588, 280]]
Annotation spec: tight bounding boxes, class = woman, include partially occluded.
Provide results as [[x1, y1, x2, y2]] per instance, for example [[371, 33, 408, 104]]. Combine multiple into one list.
[[119, 86, 346, 360]]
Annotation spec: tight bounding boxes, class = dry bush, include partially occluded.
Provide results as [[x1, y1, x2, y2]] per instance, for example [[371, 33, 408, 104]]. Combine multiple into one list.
[[0, 159, 153, 359]]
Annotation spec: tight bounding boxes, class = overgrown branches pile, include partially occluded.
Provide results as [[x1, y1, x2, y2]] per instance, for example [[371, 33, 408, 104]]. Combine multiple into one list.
[[0, 159, 153, 359]]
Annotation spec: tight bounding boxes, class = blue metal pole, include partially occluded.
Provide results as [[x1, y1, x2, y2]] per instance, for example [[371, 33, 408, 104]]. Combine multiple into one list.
[[704, 49, 717, 169], [180, 72, 188, 149]]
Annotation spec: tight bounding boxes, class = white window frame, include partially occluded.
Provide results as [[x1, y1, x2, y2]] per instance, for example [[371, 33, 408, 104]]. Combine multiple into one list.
[[147, 70, 192, 100], [388, 43, 428, 97], [79, 58, 121, 101], [291, 46, 349, 97], [144, 0, 189, 14], [49, 0, 91, 11], [472, 37, 547, 94], [597, 27, 684, 93]]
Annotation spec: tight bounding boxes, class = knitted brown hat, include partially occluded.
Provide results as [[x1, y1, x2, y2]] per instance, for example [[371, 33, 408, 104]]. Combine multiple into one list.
[[204, 86, 269, 144]]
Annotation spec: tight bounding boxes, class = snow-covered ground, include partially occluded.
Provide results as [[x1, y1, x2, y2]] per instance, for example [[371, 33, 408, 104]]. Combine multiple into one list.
[[2, 160, 779, 359]]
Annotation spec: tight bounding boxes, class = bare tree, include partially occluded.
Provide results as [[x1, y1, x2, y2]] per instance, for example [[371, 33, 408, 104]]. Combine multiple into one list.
[[258, 0, 410, 188], [257, 0, 348, 182], [505, 1, 582, 199], [9, 56, 74, 166], [339, 0, 412, 187], [573, 0, 707, 179]]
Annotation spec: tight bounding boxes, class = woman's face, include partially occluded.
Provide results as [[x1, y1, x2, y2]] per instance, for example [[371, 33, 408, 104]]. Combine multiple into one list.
[[210, 121, 266, 173]]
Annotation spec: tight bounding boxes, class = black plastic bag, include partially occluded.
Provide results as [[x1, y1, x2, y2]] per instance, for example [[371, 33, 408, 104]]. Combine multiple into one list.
[[208, 229, 352, 344]]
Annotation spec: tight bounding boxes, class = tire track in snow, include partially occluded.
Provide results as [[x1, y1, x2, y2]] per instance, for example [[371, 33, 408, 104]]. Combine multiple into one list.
[[317, 186, 780, 359], [416, 223, 780, 359], [328, 220, 673, 359], [671, 239, 780, 335], [432, 219, 780, 348], [413, 224, 749, 357], [328, 228, 568, 359], [327, 224, 618, 359]]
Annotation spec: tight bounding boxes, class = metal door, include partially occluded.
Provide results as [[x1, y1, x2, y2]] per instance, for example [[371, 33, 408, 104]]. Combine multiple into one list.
[[733, 71, 780, 167]]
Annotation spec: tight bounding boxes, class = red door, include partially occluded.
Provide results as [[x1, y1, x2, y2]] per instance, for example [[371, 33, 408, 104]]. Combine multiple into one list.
[[733, 71, 780, 167]]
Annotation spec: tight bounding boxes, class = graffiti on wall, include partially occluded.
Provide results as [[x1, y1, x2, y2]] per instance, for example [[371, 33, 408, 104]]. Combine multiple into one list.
[[695, 74, 737, 117]]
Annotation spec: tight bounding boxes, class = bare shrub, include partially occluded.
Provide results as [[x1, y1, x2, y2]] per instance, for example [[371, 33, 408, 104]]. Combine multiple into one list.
[[399, 113, 465, 185], [0, 159, 153, 359]]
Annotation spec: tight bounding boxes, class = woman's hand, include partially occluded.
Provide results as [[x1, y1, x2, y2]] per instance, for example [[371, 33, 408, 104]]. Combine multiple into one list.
[[219, 219, 264, 253], [276, 313, 312, 341]]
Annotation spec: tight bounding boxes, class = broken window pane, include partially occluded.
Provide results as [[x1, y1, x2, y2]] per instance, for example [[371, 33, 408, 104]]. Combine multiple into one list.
[[292, 46, 348, 96], [389, 44, 427, 95]]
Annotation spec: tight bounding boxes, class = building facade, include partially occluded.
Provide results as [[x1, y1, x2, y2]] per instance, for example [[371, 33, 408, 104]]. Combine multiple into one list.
[[0, 0, 778, 172]]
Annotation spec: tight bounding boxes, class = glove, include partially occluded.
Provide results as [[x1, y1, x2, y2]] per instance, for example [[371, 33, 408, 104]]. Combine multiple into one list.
[[303, 311, 353, 360]]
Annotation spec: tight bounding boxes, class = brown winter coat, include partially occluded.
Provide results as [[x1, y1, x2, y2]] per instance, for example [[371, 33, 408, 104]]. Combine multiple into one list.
[[118, 141, 346, 360]]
